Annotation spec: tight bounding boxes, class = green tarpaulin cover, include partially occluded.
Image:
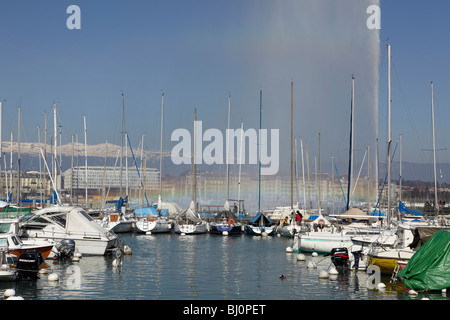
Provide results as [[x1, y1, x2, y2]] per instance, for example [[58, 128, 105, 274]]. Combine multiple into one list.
[[398, 230, 450, 291]]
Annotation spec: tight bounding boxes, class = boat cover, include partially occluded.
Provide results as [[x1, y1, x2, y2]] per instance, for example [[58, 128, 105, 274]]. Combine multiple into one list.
[[248, 212, 274, 226], [407, 227, 447, 250], [134, 205, 168, 217], [398, 201, 423, 216], [175, 207, 203, 224], [398, 230, 450, 291]]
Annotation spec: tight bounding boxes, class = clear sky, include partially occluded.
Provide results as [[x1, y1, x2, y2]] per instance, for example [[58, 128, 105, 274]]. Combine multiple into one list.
[[1, 0, 449, 181]]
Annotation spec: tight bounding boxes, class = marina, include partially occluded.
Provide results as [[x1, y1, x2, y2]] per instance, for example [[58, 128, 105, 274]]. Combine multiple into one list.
[[2, 231, 447, 301], [1, 1, 450, 309]]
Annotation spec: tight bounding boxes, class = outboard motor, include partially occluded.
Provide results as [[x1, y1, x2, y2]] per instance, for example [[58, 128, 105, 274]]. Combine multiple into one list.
[[16, 251, 44, 280], [330, 247, 349, 268], [54, 239, 76, 260]]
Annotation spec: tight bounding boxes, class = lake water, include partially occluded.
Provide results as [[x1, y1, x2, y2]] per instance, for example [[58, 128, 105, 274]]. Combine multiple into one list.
[[1, 232, 448, 303]]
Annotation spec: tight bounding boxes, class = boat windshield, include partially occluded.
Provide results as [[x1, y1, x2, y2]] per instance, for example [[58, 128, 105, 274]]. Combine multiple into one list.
[[20, 212, 35, 222], [0, 239, 7, 246], [26, 214, 51, 224], [49, 213, 67, 228], [78, 210, 94, 222], [0, 223, 12, 233]]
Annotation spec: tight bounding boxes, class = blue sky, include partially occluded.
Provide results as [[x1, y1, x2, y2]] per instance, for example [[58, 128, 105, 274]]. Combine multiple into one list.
[[1, 0, 450, 180]]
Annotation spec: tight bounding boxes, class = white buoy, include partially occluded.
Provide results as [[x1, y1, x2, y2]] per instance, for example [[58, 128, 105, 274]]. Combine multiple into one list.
[[329, 267, 339, 275], [329, 274, 338, 281], [276, 233, 281, 238], [39, 268, 50, 275], [297, 253, 306, 261], [286, 247, 293, 253], [123, 245, 132, 255], [4, 289, 15, 298], [6, 296, 24, 300], [181, 233, 186, 236], [318, 270, 329, 279], [72, 256, 80, 262], [307, 261, 317, 269], [222, 231, 229, 236], [377, 282, 386, 290], [74, 252, 82, 258], [408, 289, 418, 296], [146, 231, 152, 235], [261, 231, 268, 237], [312, 252, 318, 257], [48, 273, 59, 281]]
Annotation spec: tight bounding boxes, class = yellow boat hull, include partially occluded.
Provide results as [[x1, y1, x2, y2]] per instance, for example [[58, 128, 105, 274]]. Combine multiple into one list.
[[368, 249, 414, 274], [369, 257, 406, 274]]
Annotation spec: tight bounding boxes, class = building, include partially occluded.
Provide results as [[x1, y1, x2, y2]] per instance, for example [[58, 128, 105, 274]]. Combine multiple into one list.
[[61, 166, 160, 196], [0, 171, 52, 201]]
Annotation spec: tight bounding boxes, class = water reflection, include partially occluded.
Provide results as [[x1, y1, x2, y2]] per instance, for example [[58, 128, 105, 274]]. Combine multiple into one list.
[[0, 233, 449, 301]]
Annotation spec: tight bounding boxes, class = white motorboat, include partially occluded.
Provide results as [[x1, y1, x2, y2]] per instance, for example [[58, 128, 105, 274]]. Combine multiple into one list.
[[0, 233, 54, 260], [298, 214, 382, 254], [19, 206, 120, 256], [0, 245, 17, 282], [99, 212, 135, 233]]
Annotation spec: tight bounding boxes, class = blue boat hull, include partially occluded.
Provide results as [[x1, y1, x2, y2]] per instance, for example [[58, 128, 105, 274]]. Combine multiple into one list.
[[210, 223, 242, 235]]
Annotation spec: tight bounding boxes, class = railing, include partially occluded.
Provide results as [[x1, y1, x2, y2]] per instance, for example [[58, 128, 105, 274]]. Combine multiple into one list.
[[24, 227, 115, 240]]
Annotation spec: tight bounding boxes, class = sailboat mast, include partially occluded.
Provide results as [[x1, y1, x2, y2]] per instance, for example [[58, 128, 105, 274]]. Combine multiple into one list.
[[238, 120, 243, 213], [387, 44, 392, 227], [17, 108, 21, 207], [53, 103, 57, 201], [258, 90, 262, 214], [159, 92, 164, 205], [431, 81, 438, 217], [307, 144, 311, 213], [226, 94, 231, 207], [193, 109, 197, 212], [347, 76, 355, 211], [84, 114, 88, 207], [120, 92, 124, 196], [43, 112, 47, 204], [9, 131, 12, 204], [318, 132, 321, 214], [301, 138, 306, 211], [291, 82, 294, 212]]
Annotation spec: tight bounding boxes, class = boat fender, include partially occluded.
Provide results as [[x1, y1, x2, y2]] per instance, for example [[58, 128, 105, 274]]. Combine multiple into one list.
[[48, 273, 59, 281], [227, 219, 235, 226], [318, 270, 329, 279], [318, 218, 325, 230], [4, 289, 15, 298], [297, 253, 306, 261]]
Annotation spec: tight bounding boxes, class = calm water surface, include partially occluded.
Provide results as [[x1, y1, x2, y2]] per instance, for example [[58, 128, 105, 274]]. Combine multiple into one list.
[[1, 233, 448, 301]]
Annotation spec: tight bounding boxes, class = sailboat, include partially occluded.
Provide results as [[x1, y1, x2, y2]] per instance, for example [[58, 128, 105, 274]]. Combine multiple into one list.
[[209, 95, 243, 235], [100, 196, 135, 233], [174, 109, 208, 235], [97, 98, 135, 233], [135, 93, 173, 234], [278, 82, 302, 238], [365, 53, 449, 274], [244, 90, 276, 236], [297, 77, 380, 258]]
